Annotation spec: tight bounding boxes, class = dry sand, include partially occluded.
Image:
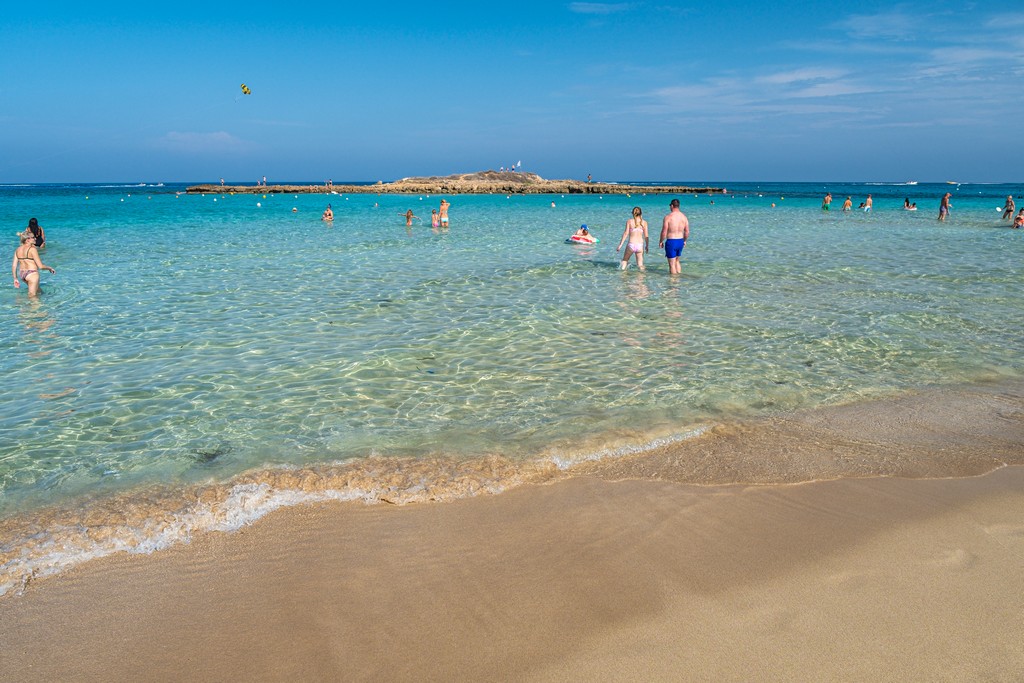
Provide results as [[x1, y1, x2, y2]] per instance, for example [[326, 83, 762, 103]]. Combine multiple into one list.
[[2, 383, 1024, 681]]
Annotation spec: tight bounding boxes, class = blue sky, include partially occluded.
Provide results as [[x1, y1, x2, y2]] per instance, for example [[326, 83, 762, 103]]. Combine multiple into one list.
[[2, 1, 1022, 182]]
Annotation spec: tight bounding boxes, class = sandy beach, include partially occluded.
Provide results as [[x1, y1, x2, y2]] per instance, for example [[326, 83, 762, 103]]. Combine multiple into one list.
[[2, 383, 1023, 682], [6, 0, 1023, 676]]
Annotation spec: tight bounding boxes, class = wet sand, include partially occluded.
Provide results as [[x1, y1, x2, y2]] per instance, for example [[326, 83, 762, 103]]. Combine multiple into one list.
[[2, 383, 1024, 681]]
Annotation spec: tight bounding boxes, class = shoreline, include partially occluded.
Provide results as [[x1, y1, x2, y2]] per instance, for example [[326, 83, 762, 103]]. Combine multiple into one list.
[[2, 467, 1022, 680], [1, 381, 1023, 679], [1, 378, 1022, 600], [185, 170, 726, 196]]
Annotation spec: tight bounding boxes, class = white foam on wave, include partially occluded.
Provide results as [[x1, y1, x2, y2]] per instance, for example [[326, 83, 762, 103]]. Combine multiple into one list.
[[0, 483, 370, 598], [0, 427, 714, 599], [546, 424, 712, 470]]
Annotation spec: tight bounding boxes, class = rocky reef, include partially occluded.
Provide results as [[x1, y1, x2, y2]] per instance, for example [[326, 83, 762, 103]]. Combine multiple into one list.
[[186, 170, 725, 195]]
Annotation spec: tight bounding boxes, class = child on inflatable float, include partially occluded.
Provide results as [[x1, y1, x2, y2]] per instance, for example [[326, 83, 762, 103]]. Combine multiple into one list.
[[566, 224, 598, 244]]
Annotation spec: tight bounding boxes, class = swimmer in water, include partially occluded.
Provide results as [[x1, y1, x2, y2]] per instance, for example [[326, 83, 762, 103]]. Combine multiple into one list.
[[403, 209, 418, 226], [322, 204, 334, 221], [571, 225, 596, 243]]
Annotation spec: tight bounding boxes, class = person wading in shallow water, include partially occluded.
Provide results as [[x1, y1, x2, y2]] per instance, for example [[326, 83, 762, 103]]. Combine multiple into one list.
[[26, 218, 45, 248], [616, 206, 648, 271], [12, 231, 55, 296], [439, 199, 451, 227], [659, 198, 690, 275], [939, 193, 951, 221], [1001, 195, 1015, 221]]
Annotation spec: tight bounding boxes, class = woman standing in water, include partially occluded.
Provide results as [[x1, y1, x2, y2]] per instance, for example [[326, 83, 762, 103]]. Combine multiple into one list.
[[616, 206, 648, 270], [26, 218, 45, 248], [12, 231, 55, 296]]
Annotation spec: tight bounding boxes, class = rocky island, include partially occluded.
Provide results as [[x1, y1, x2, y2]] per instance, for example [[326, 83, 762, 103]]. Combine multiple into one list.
[[186, 170, 725, 195]]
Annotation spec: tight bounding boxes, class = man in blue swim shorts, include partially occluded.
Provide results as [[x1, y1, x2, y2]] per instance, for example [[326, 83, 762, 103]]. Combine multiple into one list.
[[659, 198, 690, 274]]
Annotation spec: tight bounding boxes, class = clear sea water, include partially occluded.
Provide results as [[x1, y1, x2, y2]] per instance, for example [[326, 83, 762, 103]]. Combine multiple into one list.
[[1, 180, 1021, 594]]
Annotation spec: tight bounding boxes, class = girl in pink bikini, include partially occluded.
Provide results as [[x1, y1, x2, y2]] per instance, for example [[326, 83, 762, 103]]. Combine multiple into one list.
[[616, 206, 648, 270], [11, 232, 55, 296]]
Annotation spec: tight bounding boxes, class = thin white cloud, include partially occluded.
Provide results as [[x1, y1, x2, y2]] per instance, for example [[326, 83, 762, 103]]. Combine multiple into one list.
[[758, 67, 849, 85], [927, 47, 1011, 66], [832, 9, 922, 41], [569, 2, 632, 14], [153, 131, 247, 154], [983, 13, 1024, 29], [789, 82, 878, 98], [579, 4, 1023, 141], [631, 65, 884, 125], [780, 38, 919, 56], [645, 67, 875, 109], [911, 43, 1023, 80], [646, 79, 752, 110]]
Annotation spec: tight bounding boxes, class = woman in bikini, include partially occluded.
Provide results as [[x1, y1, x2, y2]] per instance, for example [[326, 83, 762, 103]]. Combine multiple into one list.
[[12, 232, 55, 296], [616, 206, 648, 270]]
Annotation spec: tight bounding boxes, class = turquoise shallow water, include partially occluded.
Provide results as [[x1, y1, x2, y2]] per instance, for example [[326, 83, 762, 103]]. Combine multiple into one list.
[[0, 180, 1021, 593]]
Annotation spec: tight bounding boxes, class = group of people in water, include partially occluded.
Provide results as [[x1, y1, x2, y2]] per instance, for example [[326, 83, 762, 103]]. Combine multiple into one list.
[[937, 192, 1022, 225], [613, 200, 690, 273], [11, 218, 54, 296], [14, 189, 1020, 298], [1002, 195, 1024, 228], [321, 198, 455, 228], [822, 191, 1022, 226], [399, 199, 452, 228], [569, 199, 690, 273], [823, 193, 875, 212]]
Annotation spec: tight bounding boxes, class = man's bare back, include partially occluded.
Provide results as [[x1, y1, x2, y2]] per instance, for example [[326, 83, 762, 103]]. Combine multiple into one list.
[[661, 208, 689, 241], [660, 199, 690, 275]]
